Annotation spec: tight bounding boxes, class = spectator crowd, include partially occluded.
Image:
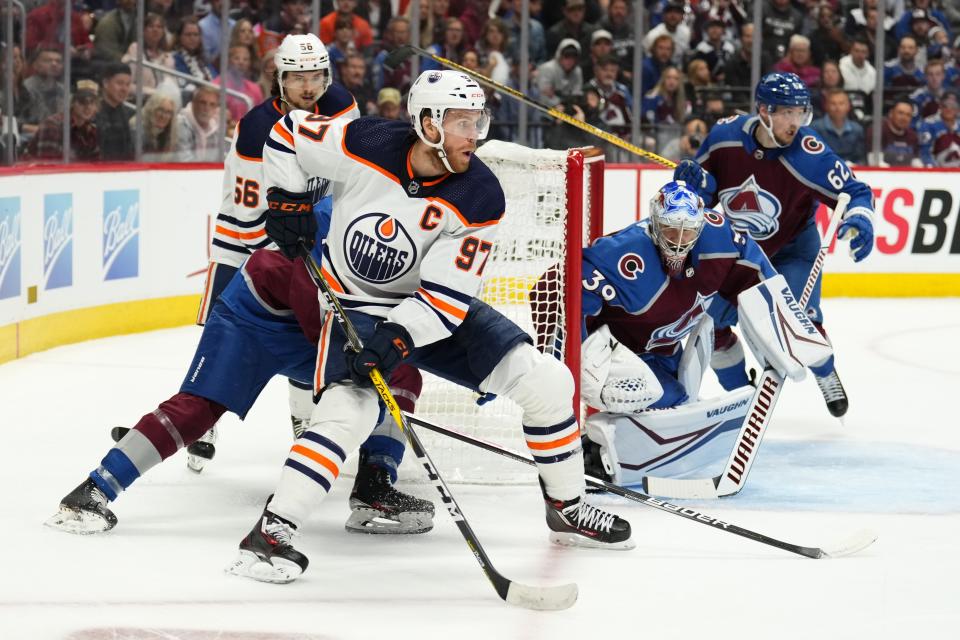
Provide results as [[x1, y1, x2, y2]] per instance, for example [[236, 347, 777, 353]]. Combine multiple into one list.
[[3, 0, 960, 167]]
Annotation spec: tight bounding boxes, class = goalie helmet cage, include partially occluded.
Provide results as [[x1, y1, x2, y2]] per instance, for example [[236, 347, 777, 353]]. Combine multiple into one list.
[[398, 140, 605, 485]]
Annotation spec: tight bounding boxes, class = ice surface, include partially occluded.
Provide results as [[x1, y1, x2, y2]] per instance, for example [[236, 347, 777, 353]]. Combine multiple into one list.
[[1, 299, 958, 639]]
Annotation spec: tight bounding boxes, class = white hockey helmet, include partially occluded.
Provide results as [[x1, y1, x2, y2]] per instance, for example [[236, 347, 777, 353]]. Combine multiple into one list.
[[648, 180, 705, 275], [274, 34, 331, 102], [407, 70, 490, 172]]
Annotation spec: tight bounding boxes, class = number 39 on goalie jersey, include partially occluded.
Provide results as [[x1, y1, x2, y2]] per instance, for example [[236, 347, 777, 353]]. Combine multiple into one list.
[[581, 212, 777, 357], [262, 113, 506, 348]]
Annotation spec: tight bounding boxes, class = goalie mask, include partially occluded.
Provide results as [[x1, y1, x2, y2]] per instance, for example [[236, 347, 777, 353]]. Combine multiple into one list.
[[275, 34, 332, 105], [648, 181, 705, 276], [408, 70, 491, 173]]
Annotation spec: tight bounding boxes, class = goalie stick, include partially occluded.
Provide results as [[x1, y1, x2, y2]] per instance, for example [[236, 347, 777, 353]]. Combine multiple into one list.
[[642, 193, 851, 500], [403, 412, 877, 559], [296, 245, 577, 611]]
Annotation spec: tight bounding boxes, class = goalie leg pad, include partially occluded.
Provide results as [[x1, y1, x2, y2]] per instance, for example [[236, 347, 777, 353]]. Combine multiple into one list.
[[677, 314, 714, 401], [738, 274, 833, 382]]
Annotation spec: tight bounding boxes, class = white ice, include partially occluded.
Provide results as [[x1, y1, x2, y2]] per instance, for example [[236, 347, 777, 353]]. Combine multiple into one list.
[[1, 299, 958, 640]]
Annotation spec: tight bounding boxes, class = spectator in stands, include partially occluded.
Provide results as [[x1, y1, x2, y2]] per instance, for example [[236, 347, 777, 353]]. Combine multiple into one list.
[[918, 89, 960, 166], [229, 19, 261, 81], [214, 45, 263, 124], [94, 0, 137, 63], [544, 84, 606, 152], [340, 52, 376, 115], [130, 90, 180, 162], [812, 89, 866, 164], [642, 2, 689, 69], [586, 54, 632, 138], [476, 18, 511, 86], [911, 59, 948, 123], [546, 0, 597, 58], [642, 65, 687, 126], [0, 44, 33, 147], [894, 0, 952, 43], [927, 25, 951, 63], [762, 0, 803, 69], [774, 35, 821, 89], [685, 58, 715, 116], [25, 0, 92, 58], [405, 0, 436, 49], [257, 47, 278, 100], [122, 13, 177, 99], [503, 0, 548, 66], [321, 0, 374, 51], [700, 91, 728, 127], [536, 38, 583, 108], [259, 0, 310, 55], [946, 36, 960, 87], [849, 5, 897, 63], [695, 0, 748, 40], [690, 17, 735, 79], [96, 62, 135, 161], [199, 0, 235, 64], [721, 22, 754, 89], [328, 15, 358, 83], [600, 0, 634, 80], [812, 59, 844, 118], [884, 35, 926, 96], [372, 16, 413, 93], [643, 34, 675, 94], [660, 116, 708, 163], [24, 79, 100, 162], [905, 9, 939, 69], [21, 46, 65, 136], [581, 28, 612, 83], [840, 38, 876, 95], [809, 3, 849, 67], [376, 87, 404, 120], [866, 98, 921, 166], [460, 0, 493, 49], [426, 0, 451, 45], [173, 17, 217, 101], [176, 84, 220, 162], [423, 18, 467, 70], [358, 0, 394, 40]]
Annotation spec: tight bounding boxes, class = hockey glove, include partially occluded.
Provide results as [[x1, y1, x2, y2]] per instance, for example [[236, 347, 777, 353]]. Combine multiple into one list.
[[265, 187, 317, 260], [836, 212, 874, 262], [672, 159, 716, 200], [346, 322, 414, 387]]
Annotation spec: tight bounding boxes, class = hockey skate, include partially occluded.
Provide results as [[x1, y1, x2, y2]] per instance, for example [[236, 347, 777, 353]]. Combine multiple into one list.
[[45, 478, 117, 534], [186, 425, 217, 473], [345, 458, 435, 534], [226, 506, 308, 584], [815, 370, 849, 417], [542, 480, 634, 550]]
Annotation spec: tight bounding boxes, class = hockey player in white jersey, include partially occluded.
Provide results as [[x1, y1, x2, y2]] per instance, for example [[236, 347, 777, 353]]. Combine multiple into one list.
[[227, 70, 634, 583]]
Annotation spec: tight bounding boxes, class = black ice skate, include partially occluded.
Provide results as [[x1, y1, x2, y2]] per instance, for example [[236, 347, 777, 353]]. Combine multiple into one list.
[[542, 480, 634, 550], [815, 370, 849, 417], [45, 478, 117, 534], [186, 425, 217, 473], [226, 508, 308, 584], [346, 460, 435, 534]]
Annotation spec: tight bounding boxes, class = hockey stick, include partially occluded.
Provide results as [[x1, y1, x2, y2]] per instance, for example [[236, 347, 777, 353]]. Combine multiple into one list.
[[296, 246, 577, 611], [642, 193, 851, 500], [403, 412, 877, 559], [385, 44, 677, 168]]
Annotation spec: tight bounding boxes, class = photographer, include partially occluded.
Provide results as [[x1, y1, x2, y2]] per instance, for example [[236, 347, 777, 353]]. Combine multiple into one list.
[[660, 117, 707, 163]]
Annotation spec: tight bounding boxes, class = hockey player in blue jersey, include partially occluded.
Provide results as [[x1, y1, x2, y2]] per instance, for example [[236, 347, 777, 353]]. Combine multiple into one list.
[[673, 71, 875, 417]]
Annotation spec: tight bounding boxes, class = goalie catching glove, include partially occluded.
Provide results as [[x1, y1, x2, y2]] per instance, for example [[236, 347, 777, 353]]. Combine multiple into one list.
[[738, 274, 833, 382], [346, 322, 413, 387], [581, 325, 663, 413], [265, 187, 317, 259]]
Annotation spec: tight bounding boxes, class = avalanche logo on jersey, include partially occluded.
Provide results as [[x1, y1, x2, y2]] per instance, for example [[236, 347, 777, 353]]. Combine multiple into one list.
[[717, 175, 783, 240], [646, 291, 715, 351], [618, 253, 644, 279], [345, 212, 416, 284]]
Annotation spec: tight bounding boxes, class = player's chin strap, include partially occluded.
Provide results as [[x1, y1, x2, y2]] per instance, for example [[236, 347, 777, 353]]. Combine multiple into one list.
[[425, 123, 456, 174], [756, 112, 790, 149]]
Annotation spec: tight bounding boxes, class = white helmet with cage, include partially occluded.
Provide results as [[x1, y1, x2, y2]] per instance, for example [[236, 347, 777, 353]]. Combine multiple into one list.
[[407, 70, 490, 173], [274, 34, 331, 103], [648, 180, 706, 275]]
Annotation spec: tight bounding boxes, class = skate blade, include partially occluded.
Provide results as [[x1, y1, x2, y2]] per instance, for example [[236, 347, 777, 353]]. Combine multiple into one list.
[[548, 530, 636, 551], [186, 455, 207, 474], [44, 508, 114, 535], [225, 550, 303, 584], [344, 508, 434, 535]]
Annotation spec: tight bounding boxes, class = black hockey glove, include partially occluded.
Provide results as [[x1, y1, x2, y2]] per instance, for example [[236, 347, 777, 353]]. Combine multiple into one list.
[[265, 187, 317, 259], [346, 322, 414, 387]]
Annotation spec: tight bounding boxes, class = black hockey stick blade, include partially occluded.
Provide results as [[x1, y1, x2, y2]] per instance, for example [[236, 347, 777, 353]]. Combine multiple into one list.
[[111, 426, 129, 442], [384, 45, 417, 71]]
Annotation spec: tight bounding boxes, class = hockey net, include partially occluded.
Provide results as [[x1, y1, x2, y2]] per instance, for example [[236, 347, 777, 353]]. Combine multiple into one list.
[[398, 140, 605, 485]]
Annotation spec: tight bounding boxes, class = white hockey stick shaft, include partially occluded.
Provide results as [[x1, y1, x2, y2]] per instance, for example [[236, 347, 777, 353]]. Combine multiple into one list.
[[645, 193, 850, 499]]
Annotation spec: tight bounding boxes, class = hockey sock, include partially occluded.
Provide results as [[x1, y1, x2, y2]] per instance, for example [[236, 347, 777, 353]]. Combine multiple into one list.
[[712, 329, 749, 390], [90, 393, 226, 500], [525, 416, 584, 502], [808, 322, 835, 378], [358, 364, 422, 482]]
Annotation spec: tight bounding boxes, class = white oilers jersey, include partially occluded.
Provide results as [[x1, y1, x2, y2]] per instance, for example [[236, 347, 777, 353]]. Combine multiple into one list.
[[263, 113, 506, 348]]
